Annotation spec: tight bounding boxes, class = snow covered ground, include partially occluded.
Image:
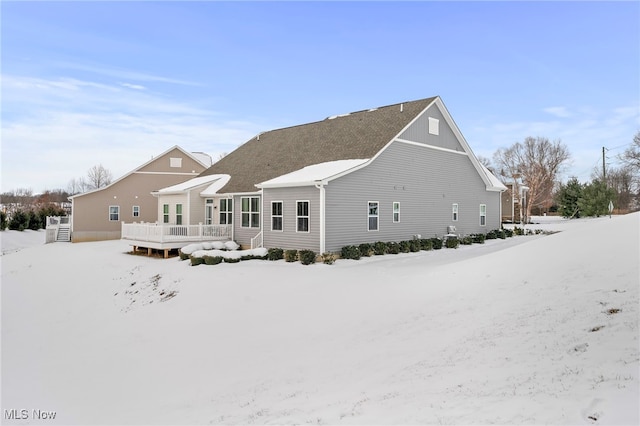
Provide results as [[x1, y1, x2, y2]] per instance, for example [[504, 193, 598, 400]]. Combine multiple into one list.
[[1, 214, 638, 425]]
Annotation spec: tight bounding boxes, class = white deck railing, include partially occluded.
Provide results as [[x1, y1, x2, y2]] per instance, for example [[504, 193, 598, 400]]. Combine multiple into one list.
[[121, 222, 232, 243]]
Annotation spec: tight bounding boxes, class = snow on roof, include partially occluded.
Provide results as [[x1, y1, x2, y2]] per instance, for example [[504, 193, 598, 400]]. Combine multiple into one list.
[[480, 164, 508, 191], [156, 174, 230, 194], [191, 152, 213, 167], [258, 159, 369, 188]]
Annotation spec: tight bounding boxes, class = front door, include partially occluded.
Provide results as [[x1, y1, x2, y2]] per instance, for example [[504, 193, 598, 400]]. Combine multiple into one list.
[[205, 199, 214, 225]]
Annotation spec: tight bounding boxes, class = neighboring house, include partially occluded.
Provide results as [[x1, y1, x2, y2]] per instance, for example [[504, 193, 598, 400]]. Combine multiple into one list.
[[70, 146, 211, 242], [124, 96, 507, 253], [500, 183, 529, 223]]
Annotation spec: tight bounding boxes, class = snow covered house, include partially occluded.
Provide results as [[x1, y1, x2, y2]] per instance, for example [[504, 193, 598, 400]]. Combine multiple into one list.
[[122, 97, 506, 254], [70, 146, 211, 242]]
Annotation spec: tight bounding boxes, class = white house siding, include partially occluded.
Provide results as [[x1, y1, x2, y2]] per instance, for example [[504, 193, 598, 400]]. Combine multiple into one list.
[[189, 191, 206, 225], [398, 104, 465, 152], [232, 194, 262, 248], [324, 141, 500, 252], [262, 186, 321, 253], [156, 194, 188, 225]]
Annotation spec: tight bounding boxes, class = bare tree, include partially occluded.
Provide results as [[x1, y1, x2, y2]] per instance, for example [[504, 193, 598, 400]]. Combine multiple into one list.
[[67, 177, 89, 195], [493, 137, 571, 220], [619, 131, 640, 172], [86, 164, 113, 190]]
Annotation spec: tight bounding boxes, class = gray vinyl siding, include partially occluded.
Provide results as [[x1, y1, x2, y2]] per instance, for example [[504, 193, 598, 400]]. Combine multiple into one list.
[[324, 141, 501, 252], [263, 186, 321, 252], [233, 194, 261, 248], [188, 190, 206, 225], [398, 104, 465, 152]]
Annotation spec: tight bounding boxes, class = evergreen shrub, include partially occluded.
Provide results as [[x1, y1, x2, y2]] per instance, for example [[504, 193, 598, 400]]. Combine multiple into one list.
[[284, 250, 298, 262], [358, 243, 372, 257], [486, 230, 498, 240], [386, 241, 400, 254], [399, 240, 411, 253], [472, 233, 486, 244], [298, 250, 316, 265], [373, 241, 387, 255], [461, 235, 473, 245], [321, 252, 336, 265], [445, 236, 460, 249], [504, 228, 514, 238], [267, 248, 284, 261], [0, 211, 6, 230], [431, 237, 443, 250], [190, 255, 204, 266], [223, 257, 241, 263], [409, 239, 421, 252], [419, 239, 433, 251], [179, 251, 190, 260], [341, 245, 361, 260], [203, 255, 223, 265]]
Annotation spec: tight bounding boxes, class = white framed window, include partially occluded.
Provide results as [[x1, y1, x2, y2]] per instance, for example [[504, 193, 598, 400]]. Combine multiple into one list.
[[241, 197, 260, 228], [219, 198, 233, 225], [132, 205, 140, 218], [296, 201, 309, 232], [272, 201, 283, 231], [109, 205, 119, 221], [205, 199, 214, 225], [480, 204, 487, 226], [170, 157, 182, 168], [428, 117, 439, 135], [163, 204, 169, 223], [393, 202, 400, 223], [452, 203, 459, 221], [368, 201, 379, 231], [176, 204, 183, 225]]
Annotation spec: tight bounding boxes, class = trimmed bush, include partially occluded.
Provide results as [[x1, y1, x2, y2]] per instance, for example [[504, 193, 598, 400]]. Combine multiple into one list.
[[504, 228, 514, 238], [358, 243, 373, 257], [409, 239, 421, 252], [341, 245, 361, 260], [179, 250, 190, 260], [373, 241, 387, 255], [0, 211, 6, 231], [485, 230, 498, 240], [431, 237, 443, 250], [267, 248, 284, 261], [461, 235, 473, 245], [298, 250, 316, 265], [399, 240, 411, 253], [472, 233, 486, 244], [419, 238, 433, 251], [190, 255, 205, 266], [203, 255, 223, 265], [223, 257, 241, 263], [513, 226, 524, 236], [386, 241, 400, 254], [496, 229, 506, 239], [284, 249, 298, 262], [445, 236, 460, 249], [321, 252, 336, 265]]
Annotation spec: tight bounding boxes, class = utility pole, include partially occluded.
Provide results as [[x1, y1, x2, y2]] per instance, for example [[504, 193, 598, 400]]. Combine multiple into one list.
[[602, 146, 606, 181]]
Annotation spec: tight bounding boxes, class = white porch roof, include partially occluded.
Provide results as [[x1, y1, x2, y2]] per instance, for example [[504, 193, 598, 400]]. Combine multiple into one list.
[[257, 159, 369, 188]]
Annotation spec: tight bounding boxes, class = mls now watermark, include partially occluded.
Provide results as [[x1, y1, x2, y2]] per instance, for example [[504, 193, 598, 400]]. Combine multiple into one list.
[[4, 409, 57, 420]]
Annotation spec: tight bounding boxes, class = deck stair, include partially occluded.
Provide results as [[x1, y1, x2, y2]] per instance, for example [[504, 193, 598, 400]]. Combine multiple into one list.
[[56, 226, 71, 242]]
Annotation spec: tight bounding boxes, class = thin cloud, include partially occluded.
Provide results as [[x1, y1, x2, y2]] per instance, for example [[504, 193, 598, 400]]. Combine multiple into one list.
[[543, 106, 572, 118], [120, 82, 146, 90]]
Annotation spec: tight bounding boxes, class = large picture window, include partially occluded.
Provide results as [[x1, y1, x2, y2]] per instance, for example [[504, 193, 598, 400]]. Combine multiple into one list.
[[480, 204, 487, 226], [368, 201, 379, 231], [272, 201, 283, 231], [109, 205, 119, 221], [219, 199, 233, 225], [241, 197, 260, 228]]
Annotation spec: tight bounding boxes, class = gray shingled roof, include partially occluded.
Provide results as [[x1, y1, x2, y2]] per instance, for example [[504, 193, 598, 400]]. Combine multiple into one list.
[[200, 97, 437, 193]]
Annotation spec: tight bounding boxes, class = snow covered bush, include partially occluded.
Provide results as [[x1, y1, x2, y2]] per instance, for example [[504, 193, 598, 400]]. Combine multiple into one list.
[[284, 250, 298, 262], [461, 235, 473, 245], [445, 236, 460, 249], [224, 241, 240, 251], [190, 255, 205, 266], [0, 211, 7, 230], [341, 245, 360, 260], [472, 233, 486, 244], [203, 255, 223, 265], [298, 250, 316, 265]]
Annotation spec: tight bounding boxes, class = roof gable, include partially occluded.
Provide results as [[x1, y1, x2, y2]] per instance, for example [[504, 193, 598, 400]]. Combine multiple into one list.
[[200, 97, 437, 193]]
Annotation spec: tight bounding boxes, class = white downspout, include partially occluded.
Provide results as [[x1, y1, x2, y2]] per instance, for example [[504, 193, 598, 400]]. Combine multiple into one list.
[[315, 182, 326, 254]]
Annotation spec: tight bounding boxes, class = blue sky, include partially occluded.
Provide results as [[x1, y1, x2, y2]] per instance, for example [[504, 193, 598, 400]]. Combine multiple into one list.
[[2, 1, 639, 193]]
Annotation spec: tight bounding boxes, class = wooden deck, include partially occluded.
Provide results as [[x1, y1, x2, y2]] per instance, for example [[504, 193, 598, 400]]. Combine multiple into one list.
[[121, 222, 232, 258]]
